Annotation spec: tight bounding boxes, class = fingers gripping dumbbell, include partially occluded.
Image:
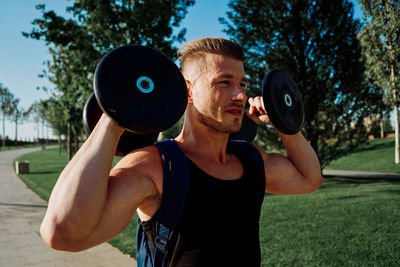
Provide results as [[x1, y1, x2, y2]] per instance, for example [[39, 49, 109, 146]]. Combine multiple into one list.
[[232, 70, 304, 138], [82, 93, 160, 156]]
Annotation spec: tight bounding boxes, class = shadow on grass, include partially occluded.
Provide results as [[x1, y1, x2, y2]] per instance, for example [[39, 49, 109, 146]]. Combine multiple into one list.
[[379, 189, 400, 194], [28, 171, 58, 175], [353, 139, 394, 153], [329, 195, 363, 201]]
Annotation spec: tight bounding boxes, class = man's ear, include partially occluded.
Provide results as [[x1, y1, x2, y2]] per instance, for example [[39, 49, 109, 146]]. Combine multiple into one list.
[[186, 80, 194, 104]]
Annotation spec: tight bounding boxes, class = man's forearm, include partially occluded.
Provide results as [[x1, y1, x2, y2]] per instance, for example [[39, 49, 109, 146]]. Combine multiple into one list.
[[41, 115, 124, 245]]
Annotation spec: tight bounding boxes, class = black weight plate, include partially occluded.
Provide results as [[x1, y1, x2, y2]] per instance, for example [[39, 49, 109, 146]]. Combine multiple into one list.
[[229, 103, 258, 142], [82, 93, 159, 156], [94, 44, 187, 134], [82, 92, 102, 136], [115, 130, 159, 157], [262, 70, 304, 135]]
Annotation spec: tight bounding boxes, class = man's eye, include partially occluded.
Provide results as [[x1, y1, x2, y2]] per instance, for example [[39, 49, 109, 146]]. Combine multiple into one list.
[[218, 81, 229, 85]]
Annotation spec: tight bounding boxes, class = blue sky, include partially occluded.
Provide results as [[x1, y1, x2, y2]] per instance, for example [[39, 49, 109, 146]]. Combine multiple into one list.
[[0, 0, 363, 140]]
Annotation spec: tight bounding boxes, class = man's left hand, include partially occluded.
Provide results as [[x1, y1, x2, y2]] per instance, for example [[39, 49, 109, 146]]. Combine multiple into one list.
[[247, 96, 271, 125]]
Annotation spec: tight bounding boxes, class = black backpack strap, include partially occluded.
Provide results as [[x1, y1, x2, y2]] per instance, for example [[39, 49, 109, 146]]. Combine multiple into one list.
[[153, 139, 190, 266], [228, 140, 266, 190]]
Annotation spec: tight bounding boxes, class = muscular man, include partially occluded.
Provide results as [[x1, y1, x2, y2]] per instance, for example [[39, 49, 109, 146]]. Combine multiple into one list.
[[40, 38, 323, 266]]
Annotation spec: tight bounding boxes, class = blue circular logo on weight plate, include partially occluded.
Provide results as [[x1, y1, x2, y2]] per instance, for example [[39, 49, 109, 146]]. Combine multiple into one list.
[[136, 76, 154, 93]]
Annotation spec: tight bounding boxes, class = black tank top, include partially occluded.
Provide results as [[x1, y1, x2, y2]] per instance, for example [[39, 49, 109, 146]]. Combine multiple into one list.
[[141, 149, 265, 267]]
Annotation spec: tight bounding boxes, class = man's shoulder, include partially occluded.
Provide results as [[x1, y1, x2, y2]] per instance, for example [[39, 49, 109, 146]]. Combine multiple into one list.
[[119, 145, 162, 168], [112, 145, 164, 190]]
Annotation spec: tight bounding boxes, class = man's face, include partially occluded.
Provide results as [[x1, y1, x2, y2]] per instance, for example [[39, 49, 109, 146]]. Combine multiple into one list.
[[188, 53, 248, 133]]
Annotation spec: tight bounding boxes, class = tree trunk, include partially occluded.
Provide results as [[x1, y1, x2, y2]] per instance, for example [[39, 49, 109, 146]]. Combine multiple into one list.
[[73, 127, 79, 154], [67, 121, 72, 161], [58, 135, 62, 154], [2, 115, 5, 147], [379, 115, 384, 138], [391, 64, 399, 164], [394, 104, 399, 164], [46, 123, 49, 144], [14, 114, 18, 146], [37, 122, 40, 142]]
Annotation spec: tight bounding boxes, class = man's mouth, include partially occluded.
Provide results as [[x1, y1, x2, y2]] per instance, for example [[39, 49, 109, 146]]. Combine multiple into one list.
[[225, 106, 244, 117]]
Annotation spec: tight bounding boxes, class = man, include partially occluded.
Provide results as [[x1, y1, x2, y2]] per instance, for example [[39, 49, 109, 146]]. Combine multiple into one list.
[[40, 38, 323, 266]]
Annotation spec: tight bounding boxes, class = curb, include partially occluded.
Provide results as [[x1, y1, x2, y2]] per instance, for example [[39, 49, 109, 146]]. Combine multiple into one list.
[[322, 169, 400, 179]]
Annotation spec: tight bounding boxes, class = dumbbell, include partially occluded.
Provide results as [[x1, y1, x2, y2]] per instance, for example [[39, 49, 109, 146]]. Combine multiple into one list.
[[261, 70, 304, 135], [231, 70, 304, 138], [83, 44, 304, 156], [93, 44, 188, 134], [82, 93, 159, 156], [83, 44, 259, 156], [83, 44, 187, 156]]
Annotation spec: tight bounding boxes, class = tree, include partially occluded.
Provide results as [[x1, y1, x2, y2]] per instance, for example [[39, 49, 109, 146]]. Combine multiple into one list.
[[0, 84, 16, 147], [357, 0, 400, 163], [40, 98, 68, 152], [221, 0, 379, 166], [10, 98, 28, 145], [66, 0, 194, 56], [23, 0, 195, 159], [25, 101, 43, 141]]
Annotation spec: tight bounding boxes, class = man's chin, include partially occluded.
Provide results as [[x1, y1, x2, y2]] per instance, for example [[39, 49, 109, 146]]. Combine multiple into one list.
[[228, 124, 243, 134]]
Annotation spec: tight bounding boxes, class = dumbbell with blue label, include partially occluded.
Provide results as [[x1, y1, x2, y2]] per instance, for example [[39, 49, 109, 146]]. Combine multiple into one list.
[[83, 45, 303, 156]]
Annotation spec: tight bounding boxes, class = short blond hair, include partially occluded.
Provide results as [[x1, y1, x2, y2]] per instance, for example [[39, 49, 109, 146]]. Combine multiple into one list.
[[177, 37, 244, 73]]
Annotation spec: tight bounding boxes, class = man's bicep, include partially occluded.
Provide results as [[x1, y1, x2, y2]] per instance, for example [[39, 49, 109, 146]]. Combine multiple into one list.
[[263, 153, 316, 195], [82, 152, 160, 249]]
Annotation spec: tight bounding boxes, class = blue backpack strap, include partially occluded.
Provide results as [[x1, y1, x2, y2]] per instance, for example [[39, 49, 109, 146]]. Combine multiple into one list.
[[228, 140, 266, 190], [152, 139, 190, 266]]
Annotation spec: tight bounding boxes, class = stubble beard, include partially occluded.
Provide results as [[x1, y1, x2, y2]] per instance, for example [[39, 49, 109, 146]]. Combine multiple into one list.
[[193, 107, 242, 134]]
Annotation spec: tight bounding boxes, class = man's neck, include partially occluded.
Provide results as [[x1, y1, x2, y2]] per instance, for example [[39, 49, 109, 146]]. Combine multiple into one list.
[[174, 116, 230, 165]]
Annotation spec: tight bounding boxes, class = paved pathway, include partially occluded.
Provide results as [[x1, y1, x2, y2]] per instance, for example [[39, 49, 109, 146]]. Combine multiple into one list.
[[323, 169, 400, 179], [0, 147, 137, 267]]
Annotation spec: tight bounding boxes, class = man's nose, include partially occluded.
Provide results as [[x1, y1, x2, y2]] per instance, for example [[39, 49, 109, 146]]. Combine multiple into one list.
[[231, 85, 247, 102]]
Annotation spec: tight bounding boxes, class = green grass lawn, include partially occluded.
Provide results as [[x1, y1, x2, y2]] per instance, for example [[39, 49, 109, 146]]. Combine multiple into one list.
[[260, 178, 400, 266], [14, 147, 69, 201], [326, 138, 400, 173], [15, 145, 400, 266]]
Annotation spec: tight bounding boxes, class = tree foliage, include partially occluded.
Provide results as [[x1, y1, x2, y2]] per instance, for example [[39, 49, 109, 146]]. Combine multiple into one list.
[[40, 98, 68, 139], [358, 0, 400, 102], [0, 84, 16, 146], [26, 98, 67, 152], [25, 101, 44, 140], [12, 98, 28, 144], [0, 84, 15, 121], [357, 0, 400, 163], [220, 0, 380, 166], [0, 84, 26, 143], [23, 0, 195, 158]]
